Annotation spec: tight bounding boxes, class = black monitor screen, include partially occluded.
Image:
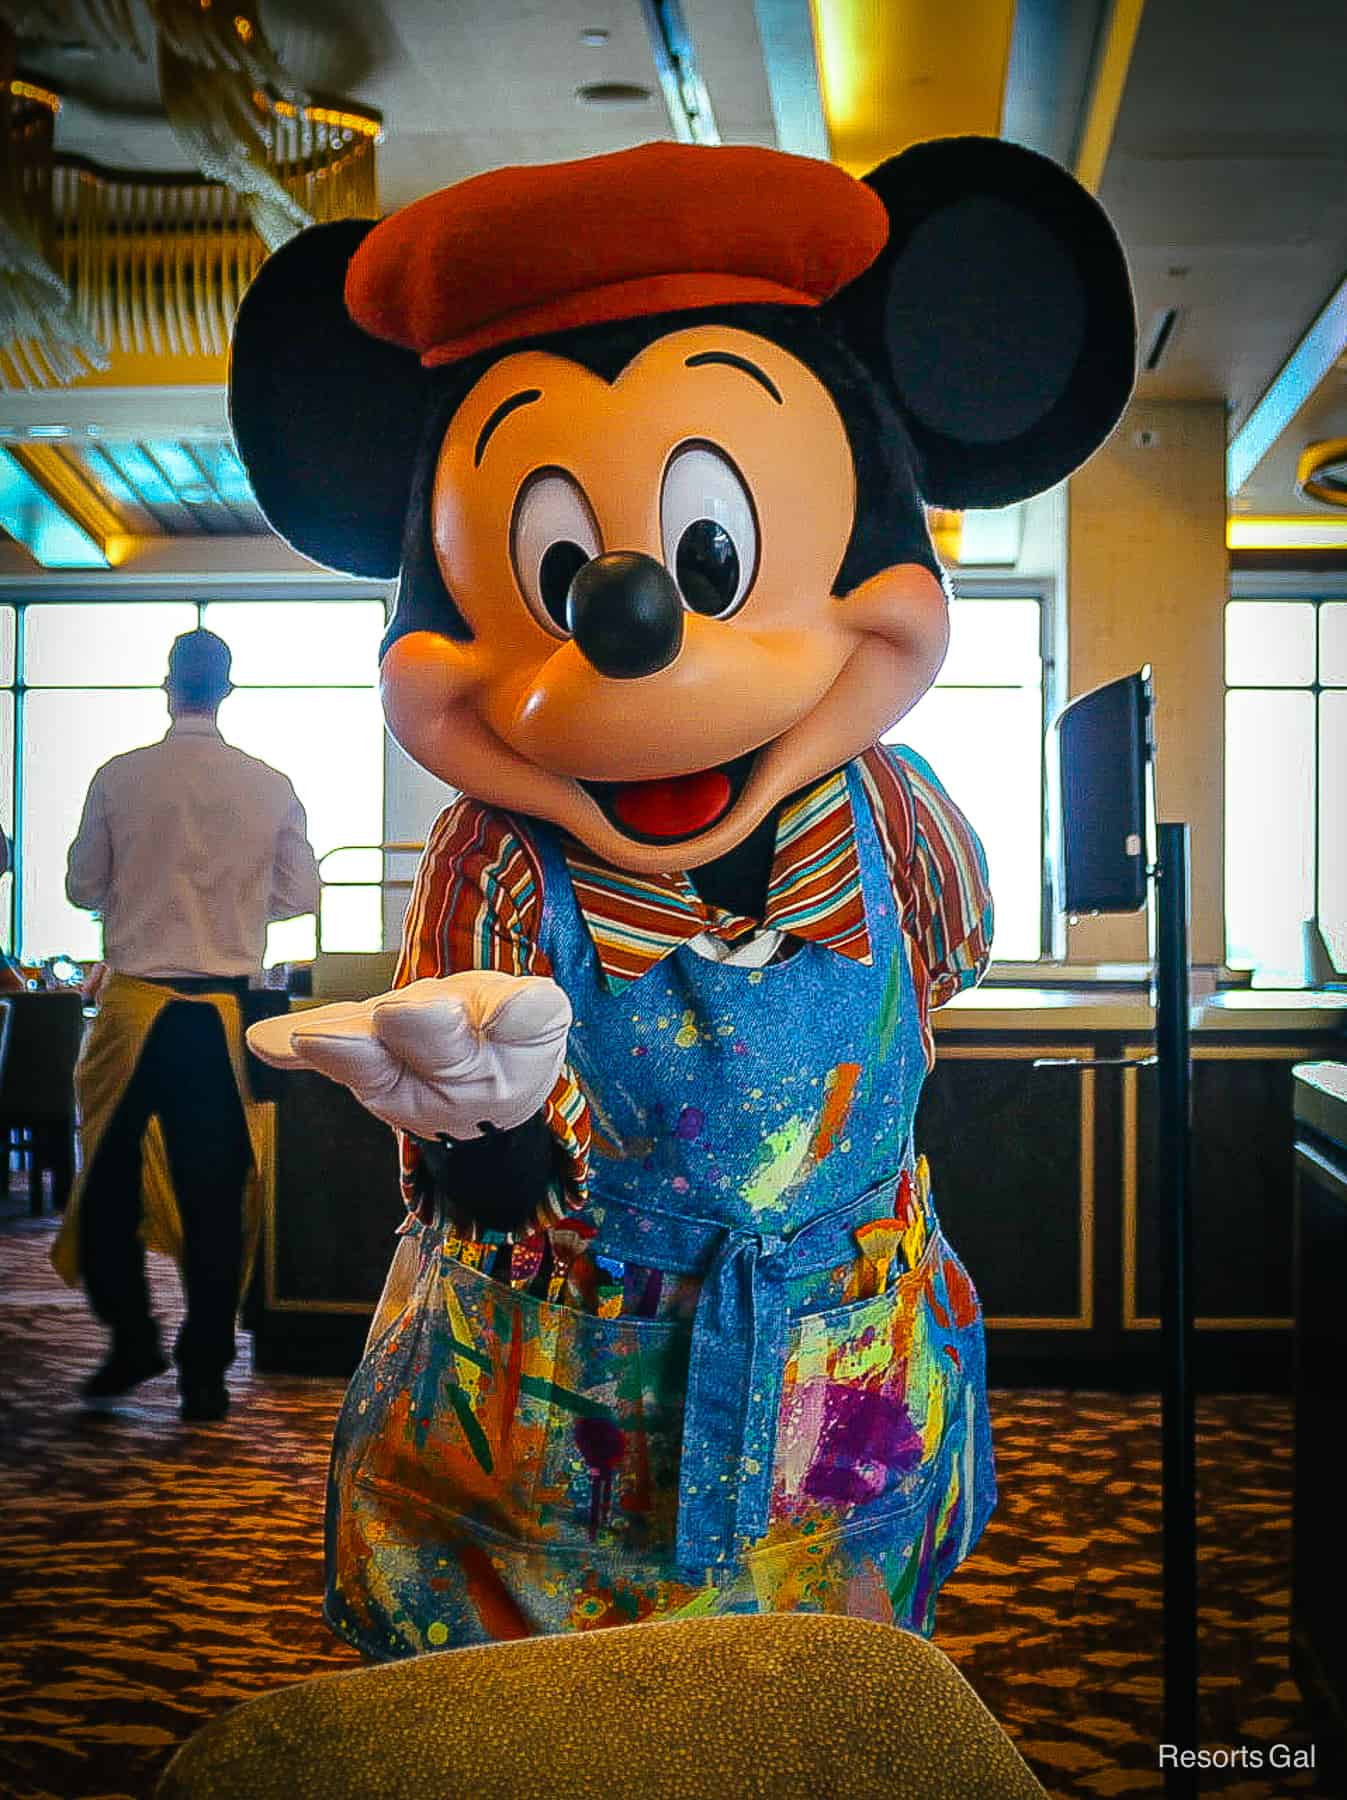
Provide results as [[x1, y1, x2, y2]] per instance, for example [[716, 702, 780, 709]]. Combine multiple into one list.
[[1052, 668, 1155, 915]]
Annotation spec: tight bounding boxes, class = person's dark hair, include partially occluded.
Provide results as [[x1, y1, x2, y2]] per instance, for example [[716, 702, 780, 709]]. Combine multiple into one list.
[[166, 628, 233, 711], [385, 302, 941, 658]]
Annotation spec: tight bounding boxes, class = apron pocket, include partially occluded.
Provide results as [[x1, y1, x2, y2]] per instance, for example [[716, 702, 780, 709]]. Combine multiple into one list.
[[343, 1251, 690, 1555], [747, 1474, 966, 1634], [768, 1226, 967, 1534]]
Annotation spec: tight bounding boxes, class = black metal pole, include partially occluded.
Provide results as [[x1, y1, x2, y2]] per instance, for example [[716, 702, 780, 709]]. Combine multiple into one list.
[[1155, 822, 1198, 1793]]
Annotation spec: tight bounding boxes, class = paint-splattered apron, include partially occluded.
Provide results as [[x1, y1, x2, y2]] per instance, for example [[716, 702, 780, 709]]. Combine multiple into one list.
[[326, 765, 994, 1658]]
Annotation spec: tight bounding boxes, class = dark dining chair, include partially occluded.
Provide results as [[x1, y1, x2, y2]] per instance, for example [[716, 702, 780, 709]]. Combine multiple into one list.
[[0, 990, 85, 1215], [0, 1000, 11, 1175]]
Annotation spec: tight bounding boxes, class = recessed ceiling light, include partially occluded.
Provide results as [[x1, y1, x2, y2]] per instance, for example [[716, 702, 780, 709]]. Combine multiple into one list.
[[1296, 439, 1347, 508], [576, 82, 654, 107], [580, 28, 610, 47]]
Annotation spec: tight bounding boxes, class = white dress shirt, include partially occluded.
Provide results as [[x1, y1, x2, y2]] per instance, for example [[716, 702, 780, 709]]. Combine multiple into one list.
[[66, 715, 321, 979]]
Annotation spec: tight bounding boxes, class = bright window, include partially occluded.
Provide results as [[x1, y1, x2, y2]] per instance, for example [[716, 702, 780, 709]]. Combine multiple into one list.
[[7, 598, 387, 964], [4, 591, 1049, 965], [1225, 599, 1346, 984], [885, 595, 1047, 961], [23, 687, 172, 960], [24, 602, 197, 687]]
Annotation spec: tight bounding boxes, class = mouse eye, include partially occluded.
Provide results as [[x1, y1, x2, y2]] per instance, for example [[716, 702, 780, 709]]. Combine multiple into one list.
[[511, 469, 602, 634], [660, 442, 758, 618]]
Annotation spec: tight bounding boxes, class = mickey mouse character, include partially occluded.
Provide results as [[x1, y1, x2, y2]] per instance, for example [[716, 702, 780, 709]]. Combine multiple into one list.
[[235, 138, 1133, 1658]]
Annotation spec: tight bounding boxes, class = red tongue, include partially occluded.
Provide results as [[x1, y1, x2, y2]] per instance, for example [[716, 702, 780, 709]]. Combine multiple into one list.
[[611, 770, 733, 838]]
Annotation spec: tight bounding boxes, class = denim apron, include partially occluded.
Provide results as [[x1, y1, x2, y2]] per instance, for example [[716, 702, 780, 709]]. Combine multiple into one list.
[[326, 764, 995, 1658]]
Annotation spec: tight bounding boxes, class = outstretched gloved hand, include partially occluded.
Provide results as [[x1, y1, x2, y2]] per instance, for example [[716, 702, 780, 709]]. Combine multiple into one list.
[[245, 971, 572, 1142]]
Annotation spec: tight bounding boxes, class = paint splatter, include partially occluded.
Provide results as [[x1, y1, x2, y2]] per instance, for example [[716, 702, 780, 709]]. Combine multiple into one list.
[[574, 1417, 627, 1538], [809, 1062, 861, 1161], [741, 1115, 813, 1210], [674, 1009, 700, 1048], [940, 1248, 981, 1327], [674, 1105, 705, 1142], [875, 950, 905, 1060], [803, 1384, 924, 1505]]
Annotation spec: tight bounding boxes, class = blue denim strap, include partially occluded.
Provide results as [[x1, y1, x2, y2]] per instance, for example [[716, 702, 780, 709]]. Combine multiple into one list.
[[587, 1155, 916, 1572]]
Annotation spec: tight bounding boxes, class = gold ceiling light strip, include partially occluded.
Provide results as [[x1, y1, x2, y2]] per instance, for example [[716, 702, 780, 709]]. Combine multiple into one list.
[[153, 0, 353, 251], [259, 93, 380, 230], [3, 3, 381, 385], [808, 0, 1016, 176], [5, 437, 126, 554], [46, 90, 378, 366], [1072, 0, 1147, 196], [52, 157, 262, 361]]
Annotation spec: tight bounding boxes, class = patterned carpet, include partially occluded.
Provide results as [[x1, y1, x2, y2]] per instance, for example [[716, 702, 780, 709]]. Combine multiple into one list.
[[0, 1210, 1334, 1800]]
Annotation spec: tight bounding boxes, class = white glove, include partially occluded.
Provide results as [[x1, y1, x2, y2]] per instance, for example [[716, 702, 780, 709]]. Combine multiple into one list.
[[245, 971, 572, 1141]]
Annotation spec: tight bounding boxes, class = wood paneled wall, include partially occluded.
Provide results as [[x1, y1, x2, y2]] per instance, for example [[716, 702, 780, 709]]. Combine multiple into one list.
[[1066, 399, 1228, 966]]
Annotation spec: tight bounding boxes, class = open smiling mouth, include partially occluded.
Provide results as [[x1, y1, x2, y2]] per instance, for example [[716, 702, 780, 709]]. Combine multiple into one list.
[[580, 749, 759, 844]]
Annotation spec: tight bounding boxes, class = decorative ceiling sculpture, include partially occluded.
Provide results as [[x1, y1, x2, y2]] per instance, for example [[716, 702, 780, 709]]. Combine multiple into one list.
[[0, 63, 109, 386], [54, 156, 264, 359], [153, 0, 313, 250], [0, 0, 142, 55], [0, 1, 381, 386]]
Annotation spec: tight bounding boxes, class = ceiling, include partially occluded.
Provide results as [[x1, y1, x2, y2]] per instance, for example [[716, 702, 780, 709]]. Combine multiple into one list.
[[6, 0, 1347, 539], [1095, 0, 1347, 517], [22, 0, 780, 200]]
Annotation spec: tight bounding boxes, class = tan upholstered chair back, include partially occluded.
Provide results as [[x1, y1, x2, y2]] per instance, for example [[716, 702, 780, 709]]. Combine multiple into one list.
[[157, 1612, 1046, 1799]]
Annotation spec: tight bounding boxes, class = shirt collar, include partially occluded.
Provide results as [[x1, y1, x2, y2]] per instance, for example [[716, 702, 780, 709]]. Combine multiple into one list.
[[562, 765, 872, 990], [167, 716, 222, 738]]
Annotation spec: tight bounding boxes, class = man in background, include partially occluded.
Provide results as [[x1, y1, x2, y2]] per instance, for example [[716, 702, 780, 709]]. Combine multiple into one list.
[[60, 628, 320, 1421]]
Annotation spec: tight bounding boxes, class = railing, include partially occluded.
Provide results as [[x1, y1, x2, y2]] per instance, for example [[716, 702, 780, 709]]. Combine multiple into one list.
[[316, 842, 424, 954]]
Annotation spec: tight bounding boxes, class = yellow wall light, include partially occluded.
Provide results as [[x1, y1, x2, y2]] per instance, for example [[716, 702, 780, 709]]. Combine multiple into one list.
[[1227, 515, 1347, 552]]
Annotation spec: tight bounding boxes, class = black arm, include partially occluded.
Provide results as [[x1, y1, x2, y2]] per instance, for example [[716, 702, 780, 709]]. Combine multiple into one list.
[[411, 1109, 559, 1235]]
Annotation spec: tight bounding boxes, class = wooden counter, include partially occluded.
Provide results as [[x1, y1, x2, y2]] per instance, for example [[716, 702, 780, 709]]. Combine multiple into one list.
[[247, 985, 1347, 1384], [937, 985, 1347, 1035], [922, 988, 1347, 1389]]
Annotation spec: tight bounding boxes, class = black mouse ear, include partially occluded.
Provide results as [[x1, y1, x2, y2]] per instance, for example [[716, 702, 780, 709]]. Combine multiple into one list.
[[229, 220, 430, 578], [824, 136, 1136, 510]]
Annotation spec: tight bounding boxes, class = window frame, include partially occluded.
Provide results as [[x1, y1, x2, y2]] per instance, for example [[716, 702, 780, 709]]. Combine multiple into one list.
[[906, 575, 1061, 965], [2, 577, 1061, 964], [1225, 570, 1347, 980], [0, 581, 390, 961]]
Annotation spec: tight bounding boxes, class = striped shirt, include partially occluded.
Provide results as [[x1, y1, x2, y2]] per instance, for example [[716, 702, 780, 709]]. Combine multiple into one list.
[[395, 745, 993, 1223]]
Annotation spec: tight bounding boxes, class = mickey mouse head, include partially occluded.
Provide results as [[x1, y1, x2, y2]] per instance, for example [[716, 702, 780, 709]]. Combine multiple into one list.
[[231, 137, 1133, 872]]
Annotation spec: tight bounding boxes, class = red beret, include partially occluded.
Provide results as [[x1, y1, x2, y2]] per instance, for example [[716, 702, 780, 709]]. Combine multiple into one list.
[[345, 141, 889, 368]]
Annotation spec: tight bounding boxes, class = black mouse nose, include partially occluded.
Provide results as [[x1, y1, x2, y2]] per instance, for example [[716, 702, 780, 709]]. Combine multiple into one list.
[[566, 551, 685, 680]]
